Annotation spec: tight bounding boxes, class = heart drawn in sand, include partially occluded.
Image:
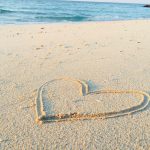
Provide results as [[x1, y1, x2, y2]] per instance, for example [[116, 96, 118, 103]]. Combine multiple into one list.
[[35, 77, 150, 124]]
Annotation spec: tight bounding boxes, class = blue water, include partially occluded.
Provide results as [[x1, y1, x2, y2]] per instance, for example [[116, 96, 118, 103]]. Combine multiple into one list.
[[0, 0, 150, 24]]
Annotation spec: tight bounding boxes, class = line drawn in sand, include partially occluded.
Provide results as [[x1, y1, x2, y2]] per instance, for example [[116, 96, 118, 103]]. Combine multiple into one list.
[[35, 77, 150, 124]]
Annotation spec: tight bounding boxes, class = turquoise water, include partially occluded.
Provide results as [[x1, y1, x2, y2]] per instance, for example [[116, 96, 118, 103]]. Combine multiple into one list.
[[0, 0, 150, 24]]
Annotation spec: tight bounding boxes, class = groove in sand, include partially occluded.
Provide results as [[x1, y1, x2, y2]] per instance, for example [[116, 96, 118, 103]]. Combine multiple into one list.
[[35, 77, 150, 124]]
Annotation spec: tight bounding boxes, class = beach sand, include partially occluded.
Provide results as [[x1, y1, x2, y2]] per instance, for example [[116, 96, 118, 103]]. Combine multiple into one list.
[[0, 20, 150, 149]]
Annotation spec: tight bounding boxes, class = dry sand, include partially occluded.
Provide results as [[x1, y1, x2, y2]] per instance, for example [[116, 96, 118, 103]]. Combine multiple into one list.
[[0, 20, 150, 149]]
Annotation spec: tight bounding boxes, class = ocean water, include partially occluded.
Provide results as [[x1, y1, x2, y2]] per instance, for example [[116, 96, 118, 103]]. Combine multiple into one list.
[[0, 0, 150, 24]]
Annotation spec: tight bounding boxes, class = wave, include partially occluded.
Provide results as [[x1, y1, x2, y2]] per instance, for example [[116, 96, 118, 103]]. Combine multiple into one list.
[[36, 15, 88, 21], [0, 9, 14, 14]]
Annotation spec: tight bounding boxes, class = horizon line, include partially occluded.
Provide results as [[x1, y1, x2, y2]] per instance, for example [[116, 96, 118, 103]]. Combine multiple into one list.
[[66, 0, 149, 4]]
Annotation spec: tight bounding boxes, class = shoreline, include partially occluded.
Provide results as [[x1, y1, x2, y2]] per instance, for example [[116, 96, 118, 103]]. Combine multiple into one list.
[[0, 19, 150, 26]]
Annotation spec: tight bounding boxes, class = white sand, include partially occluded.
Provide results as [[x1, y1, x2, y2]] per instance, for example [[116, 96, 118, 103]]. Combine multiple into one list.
[[0, 20, 150, 149]]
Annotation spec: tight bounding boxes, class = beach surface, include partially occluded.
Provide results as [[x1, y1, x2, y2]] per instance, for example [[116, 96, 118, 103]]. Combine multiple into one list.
[[0, 20, 150, 149]]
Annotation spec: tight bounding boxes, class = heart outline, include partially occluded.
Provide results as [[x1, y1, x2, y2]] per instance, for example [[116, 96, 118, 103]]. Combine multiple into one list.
[[35, 77, 150, 124]]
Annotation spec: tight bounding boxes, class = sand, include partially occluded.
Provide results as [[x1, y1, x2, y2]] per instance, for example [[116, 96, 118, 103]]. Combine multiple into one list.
[[0, 20, 150, 149]]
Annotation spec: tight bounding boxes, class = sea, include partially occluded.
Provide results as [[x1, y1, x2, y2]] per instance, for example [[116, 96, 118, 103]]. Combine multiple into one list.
[[0, 0, 150, 24]]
